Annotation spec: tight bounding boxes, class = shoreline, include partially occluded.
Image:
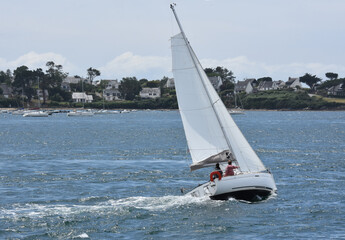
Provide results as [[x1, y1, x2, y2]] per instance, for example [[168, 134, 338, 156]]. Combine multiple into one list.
[[1, 107, 345, 112]]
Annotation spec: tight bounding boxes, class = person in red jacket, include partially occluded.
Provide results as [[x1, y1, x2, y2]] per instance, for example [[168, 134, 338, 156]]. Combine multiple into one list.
[[224, 160, 238, 177]]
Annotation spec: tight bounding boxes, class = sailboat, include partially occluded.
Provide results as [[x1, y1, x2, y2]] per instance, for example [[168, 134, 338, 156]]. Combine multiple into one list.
[[170, 4, 277, 202], [229, 91, 245, 115]]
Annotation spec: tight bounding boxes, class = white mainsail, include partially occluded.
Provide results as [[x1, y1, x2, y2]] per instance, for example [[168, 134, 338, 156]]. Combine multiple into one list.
[[171, 33, 266, 173]]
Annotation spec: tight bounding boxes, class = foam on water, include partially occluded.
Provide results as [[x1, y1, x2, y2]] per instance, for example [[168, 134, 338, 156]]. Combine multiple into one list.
[[0, 195, 223, 221]]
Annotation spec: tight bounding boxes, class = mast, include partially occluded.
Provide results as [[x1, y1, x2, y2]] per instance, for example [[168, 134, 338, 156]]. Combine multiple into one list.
[[37, 77, 41, 108], [170, 4, 239, 168]]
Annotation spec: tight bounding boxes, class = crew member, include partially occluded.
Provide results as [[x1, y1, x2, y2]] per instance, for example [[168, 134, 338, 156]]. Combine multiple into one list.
[[224, 160, 238, 177]]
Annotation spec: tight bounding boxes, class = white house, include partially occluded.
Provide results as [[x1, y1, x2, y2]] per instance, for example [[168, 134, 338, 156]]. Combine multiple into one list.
[[62, 76, 90, 92], [235, 79, 256, 94], [257, 81, 274, 91], [139, 88, 161, 99], [72, 92, 93, 103], [104, 80, 120, 89], [63, 76, 88, 84], [273, 80, 285, 89], [164, 78, 175, 88], [286, 77, 302, 89], [104, 88, 121, 101], [327, 84, 344, 97]]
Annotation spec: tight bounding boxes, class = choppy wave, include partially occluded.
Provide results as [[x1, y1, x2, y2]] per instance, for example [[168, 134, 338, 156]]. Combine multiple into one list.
[[0, 195, 217, 220]]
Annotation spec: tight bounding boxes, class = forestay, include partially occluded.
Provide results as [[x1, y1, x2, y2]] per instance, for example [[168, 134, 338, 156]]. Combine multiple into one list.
[[171, 33, 266, 173]]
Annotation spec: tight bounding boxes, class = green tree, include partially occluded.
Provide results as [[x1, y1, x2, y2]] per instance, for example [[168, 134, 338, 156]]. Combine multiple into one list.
[[0, 70, 12, 84], [160, 76, 169, 88], [87, 67, 101, 83], [146, 80, 160, 88], [204, 66, 235, 82], [119, 77, 141, 100], [139, 78, 148, 86], [300, 73, 321, 91], [45, 61, 68, 104], [33, 68, 46, 104], [325, 72, 338, 80], [13, 66, 36, 103], [220, 80, 235, 92], [257, 77, 272, 83]]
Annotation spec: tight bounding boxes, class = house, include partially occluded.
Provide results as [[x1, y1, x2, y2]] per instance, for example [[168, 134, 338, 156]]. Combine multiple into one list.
[[327, 84, 344, 97], [0, 83, 13, 98], [62, 76, 89, 92], [235, 79, 256, 94], [104, 80, 120, 89], [257, 81, 274, 91], [99, 80, 122, 101], [164, 78, 175, 88], [273, 80, 285, 89], [61, 82, 71, 92], [286, 77, 302, 89], [139, 88, 161, 99], [104, 88, 121, 101], [208, 76, 223, 91], [72, 92, 93, 103], [63, 76, 86, 84]]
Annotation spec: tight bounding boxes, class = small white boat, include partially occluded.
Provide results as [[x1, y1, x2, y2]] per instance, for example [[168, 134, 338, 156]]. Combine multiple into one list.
[[94, 109, 110, 114], [23, 111, 49, 117], [11, 110, 28, 115], [228, 109, 245, 115], [170, 4, 276, 202], [67, 110, 94, 116]]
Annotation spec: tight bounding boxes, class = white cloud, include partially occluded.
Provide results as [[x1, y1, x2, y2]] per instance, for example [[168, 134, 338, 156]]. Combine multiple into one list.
[[99, 52, 171, 80], [0, 51, 77, 74]]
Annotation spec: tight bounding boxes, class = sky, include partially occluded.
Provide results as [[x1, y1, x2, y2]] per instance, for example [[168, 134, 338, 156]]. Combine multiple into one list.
[[1, 0, 345, 82]]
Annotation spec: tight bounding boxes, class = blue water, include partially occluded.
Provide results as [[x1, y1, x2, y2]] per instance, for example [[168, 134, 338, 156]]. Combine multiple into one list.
[[0, 110, 344, 239]]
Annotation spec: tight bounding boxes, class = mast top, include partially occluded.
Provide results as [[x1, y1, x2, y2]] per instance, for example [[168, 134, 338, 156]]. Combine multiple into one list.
[[170, 3, 187, 41]]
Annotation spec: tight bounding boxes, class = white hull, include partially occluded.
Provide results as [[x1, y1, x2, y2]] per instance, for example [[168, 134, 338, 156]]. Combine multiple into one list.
[[67, 111, 94, 116], [228, 109, 245, 115], [23, 111, 48, 117], [185, 172, 277, 202]]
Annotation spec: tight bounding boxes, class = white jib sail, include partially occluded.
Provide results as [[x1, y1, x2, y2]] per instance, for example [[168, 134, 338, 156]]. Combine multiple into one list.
[[171, 33, 266, 173]]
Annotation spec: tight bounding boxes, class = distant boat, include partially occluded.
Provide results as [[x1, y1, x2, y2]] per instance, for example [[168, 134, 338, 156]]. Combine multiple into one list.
[[229, 91, 245, 115], [12, 110, 29, 115], [23, 111, 48, 117], [228, 109, 245, 115], [170, 4, 276, 202], [67, 110, 94, 116], [94, 109, 110, 114]]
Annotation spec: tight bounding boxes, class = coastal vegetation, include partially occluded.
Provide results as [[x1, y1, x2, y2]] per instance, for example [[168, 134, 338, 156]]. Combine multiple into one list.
[[241, 89, 341, 110], [0, 62, 344, 110]]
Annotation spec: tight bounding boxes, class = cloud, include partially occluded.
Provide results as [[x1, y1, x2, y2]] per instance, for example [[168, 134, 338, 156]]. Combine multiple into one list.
[[0, 51, 77, 74], [99, 52, 171, 80]]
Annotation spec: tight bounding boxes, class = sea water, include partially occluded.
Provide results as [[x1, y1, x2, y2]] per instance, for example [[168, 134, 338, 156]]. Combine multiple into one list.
[[0, 110, 344, 239]]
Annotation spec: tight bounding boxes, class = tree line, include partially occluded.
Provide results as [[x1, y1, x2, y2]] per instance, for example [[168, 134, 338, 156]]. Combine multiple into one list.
[[1, 61, 344, 109]]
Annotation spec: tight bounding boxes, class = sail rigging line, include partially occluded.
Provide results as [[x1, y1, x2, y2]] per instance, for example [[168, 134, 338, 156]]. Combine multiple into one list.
[[170, 4, 241, 171]]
